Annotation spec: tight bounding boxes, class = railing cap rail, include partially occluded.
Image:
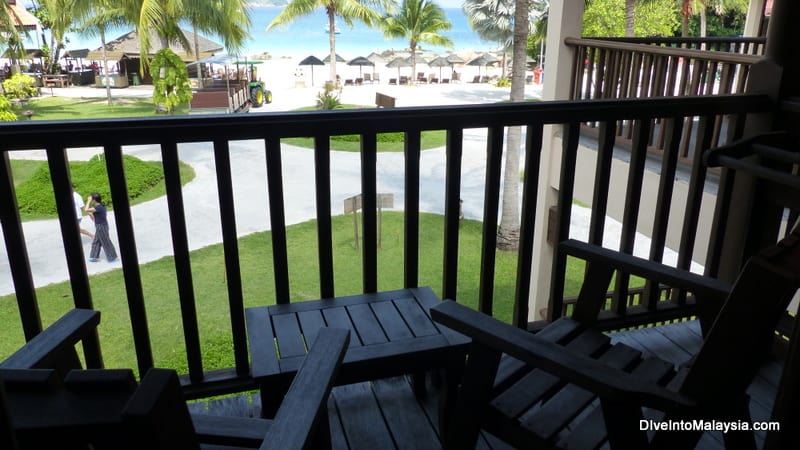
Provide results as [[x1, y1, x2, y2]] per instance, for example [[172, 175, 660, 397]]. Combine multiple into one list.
[[565, 37, 762, 65], [0, 94, 773, 150]]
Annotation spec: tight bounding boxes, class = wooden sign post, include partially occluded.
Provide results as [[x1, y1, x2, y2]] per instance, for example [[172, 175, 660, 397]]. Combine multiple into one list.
[[343, 193, 394, 250]]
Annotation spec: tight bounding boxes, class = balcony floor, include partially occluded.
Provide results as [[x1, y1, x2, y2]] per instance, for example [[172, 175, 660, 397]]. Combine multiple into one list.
[[189, 320, 781, 449]]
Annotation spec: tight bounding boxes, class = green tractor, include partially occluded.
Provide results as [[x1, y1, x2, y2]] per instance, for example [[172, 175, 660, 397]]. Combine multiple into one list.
[[236, 60, 272, 108]]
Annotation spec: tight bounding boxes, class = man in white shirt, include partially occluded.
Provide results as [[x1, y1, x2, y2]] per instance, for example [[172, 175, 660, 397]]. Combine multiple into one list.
[[73, 184, 95, 240]]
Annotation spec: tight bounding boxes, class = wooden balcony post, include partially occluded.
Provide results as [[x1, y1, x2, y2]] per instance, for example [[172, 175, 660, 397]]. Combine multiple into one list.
[[530, 0, 585, 322]]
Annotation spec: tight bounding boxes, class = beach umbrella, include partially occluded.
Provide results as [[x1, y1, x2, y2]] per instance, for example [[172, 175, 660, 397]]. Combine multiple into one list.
[[347, 56, 374, 77], [299, 55, 324, 85], [427, 56, 452, 81], [446, 53, 465, 64], [467, 53, 500, 80], [385, 56, 411, 79], [323, 53, 346, 63], [367, 52, 385, 64]]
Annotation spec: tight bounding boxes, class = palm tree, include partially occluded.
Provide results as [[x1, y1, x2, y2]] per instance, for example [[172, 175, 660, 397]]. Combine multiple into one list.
[[185, 0, 251, 61], [75, 0, 127, 105], [464, 0, 547, 250], [463, 0, 513, 74], [381, 0, 452, 84], [1, 1, 27, 71], [111, 0, 251, 67], [267, 0, 385, 83]]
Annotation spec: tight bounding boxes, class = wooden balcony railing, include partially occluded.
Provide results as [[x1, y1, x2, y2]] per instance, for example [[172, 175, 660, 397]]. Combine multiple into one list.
[[0, 94, 772, 398], [567, 37, 764, 160]]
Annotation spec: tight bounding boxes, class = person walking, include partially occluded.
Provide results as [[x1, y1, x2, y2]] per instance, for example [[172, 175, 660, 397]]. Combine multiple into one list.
[[85, 193, 118, 263], [72, 184, 94, 240]]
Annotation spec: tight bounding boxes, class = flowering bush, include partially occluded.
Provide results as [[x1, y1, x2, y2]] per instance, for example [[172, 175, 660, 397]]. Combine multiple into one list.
[[2, 73, 38, 100], [0, 95, 18, 121]]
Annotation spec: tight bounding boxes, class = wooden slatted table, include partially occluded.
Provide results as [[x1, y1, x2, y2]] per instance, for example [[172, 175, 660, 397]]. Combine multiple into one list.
[[246, 287, 469, 423]]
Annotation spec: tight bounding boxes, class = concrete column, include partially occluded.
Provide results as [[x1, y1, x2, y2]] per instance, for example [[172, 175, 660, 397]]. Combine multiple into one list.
[[742, 0, 765, 38], [528, 0, 584, 321]]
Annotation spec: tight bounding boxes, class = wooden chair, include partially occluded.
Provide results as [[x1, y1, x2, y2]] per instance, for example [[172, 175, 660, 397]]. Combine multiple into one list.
[[1, 310, 349, 450], [431, 227, 800, 449]]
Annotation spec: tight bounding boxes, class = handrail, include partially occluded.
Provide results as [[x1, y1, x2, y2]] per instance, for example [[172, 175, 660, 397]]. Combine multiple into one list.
[[0, 93, 774, 397], [565, 37, 761, 65]]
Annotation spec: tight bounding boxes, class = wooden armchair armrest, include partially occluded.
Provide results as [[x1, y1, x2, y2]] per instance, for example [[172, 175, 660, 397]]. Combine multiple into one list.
[[561, 239, 731, 299], [192, 328, 350, 450], [0, 309, 100, 370], [431, 301, 695, 413], [262, 327, 349, 450]]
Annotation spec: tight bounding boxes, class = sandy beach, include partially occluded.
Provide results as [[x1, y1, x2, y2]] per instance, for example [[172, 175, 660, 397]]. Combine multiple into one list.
[[38, 52, 541, 111]]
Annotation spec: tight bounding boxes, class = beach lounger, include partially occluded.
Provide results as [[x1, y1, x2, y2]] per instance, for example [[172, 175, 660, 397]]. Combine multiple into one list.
[[417, 72, 427, 84], [389, 78, 397, 85], [356, 78, 363, 85], [428, 73, 438, 84], [373, 73, 380, 84], [364, 73, 372, 83], [471, 75, 481, 83], [400, 76, 409, 85], [344, 79, 354, 86]]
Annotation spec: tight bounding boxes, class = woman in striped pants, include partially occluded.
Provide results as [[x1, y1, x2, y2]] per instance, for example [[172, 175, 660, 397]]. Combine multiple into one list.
[[85, 193, 118, 263]]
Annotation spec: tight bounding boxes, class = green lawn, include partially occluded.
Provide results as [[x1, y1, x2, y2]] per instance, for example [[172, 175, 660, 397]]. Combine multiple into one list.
[[10, 96, 188, 120], [282, 130, 447, 152], [0, 212, 593, 376]]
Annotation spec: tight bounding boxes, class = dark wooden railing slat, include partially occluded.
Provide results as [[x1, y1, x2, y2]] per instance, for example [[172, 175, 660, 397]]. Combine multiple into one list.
[[360, 133, 378, 293], [103, 143, 154, 375], [643, 119, 683, 310], [0, 151, 43, 341], [611, 119, 651, 316], [477, 126, 504, 316], [46, 146, 102, 368], [588, 122, 617, 246], [513, 123, 544, 328], [404, 130, 422, 289], [677, 116, 714, 277], [442, 129, 463, 301], [314, 136, 335, 298], [548, 122, 581, 322], [212, 139, 249, 376], [264, 136, 290, 303], [162, 141, 204, 382]]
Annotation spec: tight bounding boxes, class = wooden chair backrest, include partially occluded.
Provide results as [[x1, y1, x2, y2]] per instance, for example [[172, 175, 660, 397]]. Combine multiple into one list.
[[682, 227, 800, 404]]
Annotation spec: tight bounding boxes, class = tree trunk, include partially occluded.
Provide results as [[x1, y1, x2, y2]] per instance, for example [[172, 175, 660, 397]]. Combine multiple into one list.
[[410, 43, 417, 84], [625, 0, 636, 37], [700, 6, 707, 38], [497, 0, 530, 252], [681, 0, 692, 37], [101, 29, 112, 106], [328, 10, 337, 83], [193, 22, 201, 62]]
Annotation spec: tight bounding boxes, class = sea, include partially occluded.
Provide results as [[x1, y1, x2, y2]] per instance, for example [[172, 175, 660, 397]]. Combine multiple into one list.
[[54, 6, 498, 60]]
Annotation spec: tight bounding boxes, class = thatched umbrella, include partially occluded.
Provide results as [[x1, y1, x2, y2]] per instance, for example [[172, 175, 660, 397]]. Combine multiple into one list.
[[385, 56, 411, 80], [427, 56, 453, 81], [299, 55, 324, 85], [347, 56, 374, 77]]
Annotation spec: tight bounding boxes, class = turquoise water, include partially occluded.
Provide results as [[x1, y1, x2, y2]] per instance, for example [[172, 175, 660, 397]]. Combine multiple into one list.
[[57, 7, 496, 59], [251, 7, 496, 58]]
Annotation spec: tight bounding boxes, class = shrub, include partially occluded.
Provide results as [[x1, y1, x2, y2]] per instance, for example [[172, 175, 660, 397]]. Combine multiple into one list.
[[316, 82, 342, 110], [495, 78, 511, 88], [331, 132, 406, 143], [15, 155, 166, 216], [150, 49, 192, 114], [2, 74, 38, 100], [0, 95, 17, 121]]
